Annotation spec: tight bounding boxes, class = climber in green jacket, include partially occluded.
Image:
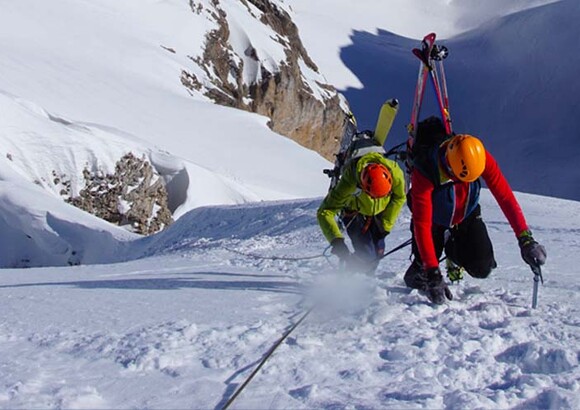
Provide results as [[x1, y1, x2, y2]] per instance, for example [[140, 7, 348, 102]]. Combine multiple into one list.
[[317, 151, 406, 272]]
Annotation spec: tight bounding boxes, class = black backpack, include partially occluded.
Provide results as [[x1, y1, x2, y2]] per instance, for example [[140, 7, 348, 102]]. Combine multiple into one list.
[[406, 116, 452, 185]]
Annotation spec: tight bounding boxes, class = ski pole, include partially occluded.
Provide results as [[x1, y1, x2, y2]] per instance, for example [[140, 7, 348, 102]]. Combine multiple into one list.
[[531, 264, 543, 309]]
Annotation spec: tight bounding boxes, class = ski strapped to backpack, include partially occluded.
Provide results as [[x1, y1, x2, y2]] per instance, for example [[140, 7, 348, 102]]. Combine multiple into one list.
[[406, 32, 453, 173], [324, 99, 399, 190]]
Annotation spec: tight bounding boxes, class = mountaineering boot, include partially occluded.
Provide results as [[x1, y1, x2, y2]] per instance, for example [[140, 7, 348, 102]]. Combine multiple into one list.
[[405, 261, 453, 304], [445, 258, 465, 283], [404, 259, 428, 290]]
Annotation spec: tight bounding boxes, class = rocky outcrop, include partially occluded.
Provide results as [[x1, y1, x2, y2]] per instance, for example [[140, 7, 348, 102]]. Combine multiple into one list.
[[181, 0, 347, 160], [67, 153, 173, 235]]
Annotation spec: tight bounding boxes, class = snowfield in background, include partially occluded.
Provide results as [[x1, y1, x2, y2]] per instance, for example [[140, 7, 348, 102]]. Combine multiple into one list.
[[293, 0, 580, 201], [1, 191, 579, 408], [0, 0, 336, 265], [290, 0, 559, 89], [0, 0, 332, 210]]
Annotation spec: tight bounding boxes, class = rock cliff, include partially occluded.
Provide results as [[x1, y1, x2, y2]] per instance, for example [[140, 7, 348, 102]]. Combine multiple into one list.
[[67, 153, 173, 235], [181, 0, 347, 160]]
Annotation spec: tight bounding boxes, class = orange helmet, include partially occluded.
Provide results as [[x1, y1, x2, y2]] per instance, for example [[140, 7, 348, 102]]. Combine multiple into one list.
[[360, 163, 392, 198], [444, 134, 486, 182]]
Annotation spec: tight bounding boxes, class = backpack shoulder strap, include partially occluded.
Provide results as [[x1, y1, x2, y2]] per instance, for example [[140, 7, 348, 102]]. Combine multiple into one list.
[[413, 145, 443, 187]]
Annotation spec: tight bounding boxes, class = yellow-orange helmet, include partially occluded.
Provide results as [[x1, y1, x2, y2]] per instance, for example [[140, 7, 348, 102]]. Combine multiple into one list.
[[361, 163, 392, 198], [445, 134, 486, 182]]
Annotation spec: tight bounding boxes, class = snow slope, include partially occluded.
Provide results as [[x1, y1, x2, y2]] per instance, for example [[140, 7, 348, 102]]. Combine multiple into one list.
[[0, 0, 331, 209], [293, 0, 579, 201], [0, 191, 578, 409], [1, 2, 579, 408], [0, 0, 335, 266], [0, 89, 328, 267]]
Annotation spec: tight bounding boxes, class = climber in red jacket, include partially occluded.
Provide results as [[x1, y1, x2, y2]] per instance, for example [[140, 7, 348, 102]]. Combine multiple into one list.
[[405, 116, 547, 304]]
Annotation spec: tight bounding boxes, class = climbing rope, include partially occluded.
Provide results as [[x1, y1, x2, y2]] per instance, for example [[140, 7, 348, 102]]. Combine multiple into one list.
[[221, 306, 314, 409], [225, 246, 331, 262], [227, 238, 411, 266], [379, 238, 413, 260], [220, 238, 412, 408]]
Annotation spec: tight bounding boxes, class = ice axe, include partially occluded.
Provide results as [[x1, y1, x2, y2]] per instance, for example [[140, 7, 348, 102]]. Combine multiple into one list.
[[531, 264, 543, 309]]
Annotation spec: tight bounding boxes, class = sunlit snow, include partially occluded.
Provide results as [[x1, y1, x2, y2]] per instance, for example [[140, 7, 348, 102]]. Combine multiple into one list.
[[0, 1, 578, 409]]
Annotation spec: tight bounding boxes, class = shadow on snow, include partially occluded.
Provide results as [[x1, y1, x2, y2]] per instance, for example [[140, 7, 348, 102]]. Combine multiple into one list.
[[0, 273, 302, 295]]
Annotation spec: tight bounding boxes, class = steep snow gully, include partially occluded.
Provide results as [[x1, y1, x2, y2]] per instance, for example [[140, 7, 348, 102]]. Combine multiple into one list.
[[1, 192, 579, 408]]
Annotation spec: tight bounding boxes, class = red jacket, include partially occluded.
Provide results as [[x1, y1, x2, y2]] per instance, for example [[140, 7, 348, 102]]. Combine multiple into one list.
[[411, 150, 529, 269]]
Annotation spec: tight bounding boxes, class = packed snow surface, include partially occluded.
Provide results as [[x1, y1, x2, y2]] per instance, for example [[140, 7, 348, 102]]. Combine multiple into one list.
[[1, 191, 579, 409]]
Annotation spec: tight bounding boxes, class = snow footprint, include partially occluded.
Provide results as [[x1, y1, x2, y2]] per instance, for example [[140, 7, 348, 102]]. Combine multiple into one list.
[[496, 342, 578, 374], [467, 301, 512, 331]]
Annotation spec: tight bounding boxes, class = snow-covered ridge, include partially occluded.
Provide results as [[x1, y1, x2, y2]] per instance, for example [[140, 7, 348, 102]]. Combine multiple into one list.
[[0, 88, 327, 267], [177, 0, 332, 102], [0, 0, 343, 250]]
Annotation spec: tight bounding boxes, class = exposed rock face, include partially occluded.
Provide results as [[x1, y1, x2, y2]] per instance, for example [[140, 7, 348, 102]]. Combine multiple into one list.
[[181, 0, 346, 160], [67, 153, 173, 235]]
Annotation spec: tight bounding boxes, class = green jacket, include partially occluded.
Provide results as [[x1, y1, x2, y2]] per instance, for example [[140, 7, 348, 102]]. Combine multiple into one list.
[[317, 152, 406, 243]]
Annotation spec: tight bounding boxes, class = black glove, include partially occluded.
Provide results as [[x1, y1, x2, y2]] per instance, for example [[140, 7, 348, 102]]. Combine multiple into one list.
[[373, 217, 389, 240], [424, 267, 453, 304], [330, 238, 350, 259], [518, 231, 547, 268]]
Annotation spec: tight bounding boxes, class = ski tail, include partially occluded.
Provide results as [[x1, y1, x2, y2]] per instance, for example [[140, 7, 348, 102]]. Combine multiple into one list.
[[408, 32, 437, 147], [373, 98, 399, 146], [434, 45, 451, 119], [429, 66, 452, 135], [407, 32, 452, 157], [408, 63, 429, 141]]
